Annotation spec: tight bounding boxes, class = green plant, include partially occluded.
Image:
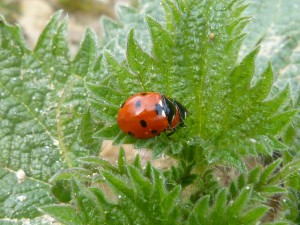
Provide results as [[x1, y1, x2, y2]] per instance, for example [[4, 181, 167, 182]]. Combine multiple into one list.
[[0, 0, 300, 224]]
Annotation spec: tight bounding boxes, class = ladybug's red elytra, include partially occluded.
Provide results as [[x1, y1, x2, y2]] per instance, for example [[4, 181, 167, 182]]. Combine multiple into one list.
[[117, 92, 187, 139]]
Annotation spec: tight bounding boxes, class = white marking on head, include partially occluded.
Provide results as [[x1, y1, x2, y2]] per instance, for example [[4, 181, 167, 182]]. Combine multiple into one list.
[[162, 110, 166, 117], [159, 100, 163, 107]]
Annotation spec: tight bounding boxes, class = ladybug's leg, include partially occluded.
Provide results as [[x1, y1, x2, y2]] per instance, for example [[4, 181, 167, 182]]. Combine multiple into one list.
[[166, 128, 176, 137], [178, 121, 185, 127]]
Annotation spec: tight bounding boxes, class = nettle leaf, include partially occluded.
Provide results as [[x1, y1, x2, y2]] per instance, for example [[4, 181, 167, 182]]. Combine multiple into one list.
[[86, 0, 297, 168], [71, 179, 104, 224], [0, 12, 99, 221], [100, 0, 164, 62], [40, 204, 82, 225], [227, 158, 300, 204], [54, 152, 182, 225], [188, 186, 269, 225], [241, 0, 300, 156], [101, 166, 181, 225], [241, 0, 300, 84], [47, 134, 296, 224], [1, 0, 299, 224], [282, 189, 300, 224]]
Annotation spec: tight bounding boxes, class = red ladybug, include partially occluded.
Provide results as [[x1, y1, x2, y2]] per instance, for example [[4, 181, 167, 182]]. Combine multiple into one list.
[[117, 92, 187, 139]]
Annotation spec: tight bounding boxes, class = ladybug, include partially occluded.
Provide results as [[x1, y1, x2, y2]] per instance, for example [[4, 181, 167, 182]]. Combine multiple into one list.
[[117, 92, 187, 139]]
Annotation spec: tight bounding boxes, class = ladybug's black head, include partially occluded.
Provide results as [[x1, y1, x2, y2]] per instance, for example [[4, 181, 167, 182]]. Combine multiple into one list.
[[161, 95, 176, 126], [174, 100, 188, 123]]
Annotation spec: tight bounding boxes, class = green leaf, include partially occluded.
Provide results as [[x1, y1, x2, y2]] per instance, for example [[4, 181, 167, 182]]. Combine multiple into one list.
[[0, 12, 65, 220], [81, 108, 94, 145], [101, 170, 135, 200], [282, 189, 300, 223], [241, 0, 300, 84], [240, 205, 269, 224], [117, 148, 127, 175], [41, 204, 82, 225], [151, 168, 166, 200], [238, 174, 246, 189], [248, 167, 261, 184], [0, 170, 56, 219], [72, 28, 97, 77], [86, 0, 297, 171], [49, 168, 93, 183], [263, 222, 291, 225], [161, 185, 181, 216], [51, 180, 72, 203], [71, 179, 104, 224], [210, 189, 227, 224], [96, 158, 181, 225], [77, 156, 118, 173], [146, 15, 174, 63], [88, 187, 127, 225], [127, 165, 152, 197], [161, 0, 181, 32], [1, 0, 299, 223], [100, 0, 163, 61], [188, 196, 210, 224], [268, 160, 300, 185], [259, 159, 282, 185], [132, 154, 143, 171], [261, 185, 286, 194], [188, 183, 271, 225], [227, 186, 252, 218], [229, 182, 239, 199], [0, 10, 101, 221], [252, 62, 273, 101]]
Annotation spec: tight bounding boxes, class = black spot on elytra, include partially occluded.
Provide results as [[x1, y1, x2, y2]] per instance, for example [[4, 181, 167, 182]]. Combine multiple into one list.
[[155, 103, 163, 116], [140, 92, 147, 96], [140, 120, 147, 128], [135, 100, 141, 108], [151, 130, 158, 134]]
